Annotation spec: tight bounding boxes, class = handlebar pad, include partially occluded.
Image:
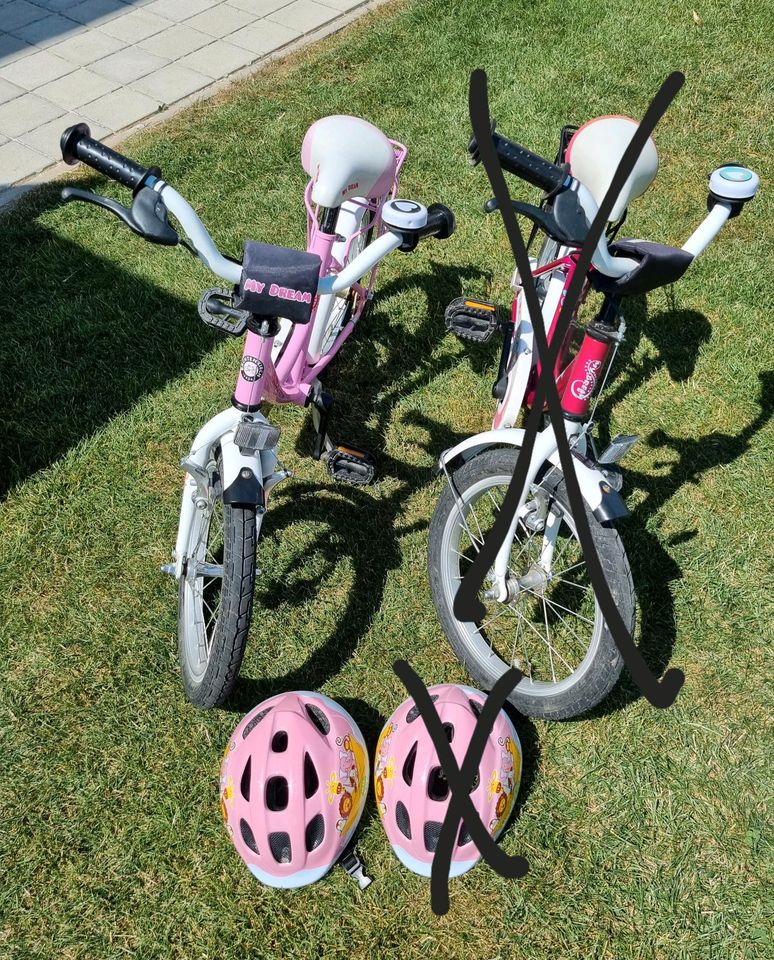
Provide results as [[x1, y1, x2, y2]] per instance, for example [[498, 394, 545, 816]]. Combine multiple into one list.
[[61, 123, 152, 192]]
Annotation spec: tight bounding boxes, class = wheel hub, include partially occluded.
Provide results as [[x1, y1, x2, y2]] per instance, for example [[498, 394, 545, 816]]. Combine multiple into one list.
[[519, 564, 550, 596]]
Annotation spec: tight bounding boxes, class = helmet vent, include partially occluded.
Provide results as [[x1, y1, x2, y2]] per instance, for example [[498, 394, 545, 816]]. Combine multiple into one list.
[[271, 731, 288, 752], [305, 703, 330, 735], [239, 818, 258, 854], [468, 699, 483, 718], [406, 694, 438, 723], [424, 820, 443, 852], [304, 753, 319, 798], [443, 722, 454, 742], [266, 776, 289, 811], [242, 707, 273, 739], [458, 822, 472, 847], [395, 801, 412, 840], [269, 831, 292, 864], [240, 757, 251, 802], [305, 814, 325, 852], [427, 765, 450, 802], [402, 741, 418, 786]]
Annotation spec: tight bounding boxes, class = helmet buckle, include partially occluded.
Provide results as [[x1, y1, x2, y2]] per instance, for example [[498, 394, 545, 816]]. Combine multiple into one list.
[[340, 849, 372, 890]]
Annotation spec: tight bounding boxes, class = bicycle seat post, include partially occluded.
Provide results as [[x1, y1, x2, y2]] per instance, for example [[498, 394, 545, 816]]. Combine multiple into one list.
[[246, 315, 282, 338]]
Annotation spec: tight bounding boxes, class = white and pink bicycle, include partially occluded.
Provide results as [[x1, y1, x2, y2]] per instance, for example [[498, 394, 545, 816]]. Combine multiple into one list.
[[60, 116, 454, 708], [429, 115, 758, 720]]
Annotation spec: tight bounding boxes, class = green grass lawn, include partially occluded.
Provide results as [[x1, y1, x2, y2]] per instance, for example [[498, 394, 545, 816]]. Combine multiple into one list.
[[1, 0, 772, 957]]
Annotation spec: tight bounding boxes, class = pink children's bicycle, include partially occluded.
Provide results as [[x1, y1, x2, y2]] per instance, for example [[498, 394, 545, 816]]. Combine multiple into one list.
[[428, 115, 758, 720], [60, 116, 454, 708]]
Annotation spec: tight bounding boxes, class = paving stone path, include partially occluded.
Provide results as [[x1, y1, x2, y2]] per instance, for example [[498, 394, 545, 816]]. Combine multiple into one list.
[[0, 0, 367, 201]]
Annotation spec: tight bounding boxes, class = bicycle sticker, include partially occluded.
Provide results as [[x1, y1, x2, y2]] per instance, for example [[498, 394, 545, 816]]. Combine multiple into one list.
[[240, 357, 264, 382], [570, 358, 603, 400]]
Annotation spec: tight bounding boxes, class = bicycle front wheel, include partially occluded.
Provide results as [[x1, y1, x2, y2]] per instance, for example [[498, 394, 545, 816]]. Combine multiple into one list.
[[428, 447, 633, 720], [177, 451, 261, 709]]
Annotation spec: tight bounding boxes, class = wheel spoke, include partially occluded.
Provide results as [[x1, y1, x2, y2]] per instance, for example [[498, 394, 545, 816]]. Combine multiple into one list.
[[466, 501, 486, 546], [551, 559, 586, 579], [479, 604, 513, 632], [452, 547, 476, 563], [542, 595, 556, 683], [523, 588, 595, 626], [508, 598, 528, 671], [508, 601, 576, 678], [537, 596, 590, 656], [551, 576, 593, 594]]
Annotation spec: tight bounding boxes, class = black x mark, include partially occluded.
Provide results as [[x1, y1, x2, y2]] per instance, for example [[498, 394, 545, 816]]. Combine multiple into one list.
[[454, 69, 686, 709]]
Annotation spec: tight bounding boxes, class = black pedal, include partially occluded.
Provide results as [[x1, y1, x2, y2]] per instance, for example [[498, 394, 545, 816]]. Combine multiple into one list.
[[198, 288, 249, 336], [445, 297, 500, 343], [326, 445, 375, 485]]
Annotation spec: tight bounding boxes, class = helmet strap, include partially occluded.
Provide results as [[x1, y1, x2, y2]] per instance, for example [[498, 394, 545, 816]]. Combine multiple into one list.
[[340, 848, 372, 890]]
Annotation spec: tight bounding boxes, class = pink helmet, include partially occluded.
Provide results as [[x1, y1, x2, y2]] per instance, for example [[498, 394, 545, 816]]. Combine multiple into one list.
[[220, 691, 369, 888], [374, 684, 521, 877]]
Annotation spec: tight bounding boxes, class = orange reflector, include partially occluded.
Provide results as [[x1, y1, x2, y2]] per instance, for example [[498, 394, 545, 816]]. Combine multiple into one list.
[[463, 300, 496, 311]]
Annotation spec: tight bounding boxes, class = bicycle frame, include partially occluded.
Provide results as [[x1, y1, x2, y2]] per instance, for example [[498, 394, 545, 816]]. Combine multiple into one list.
[[443, 249, 630, 601], [494, 251, 597, 428], [232, 141, 408, 411]]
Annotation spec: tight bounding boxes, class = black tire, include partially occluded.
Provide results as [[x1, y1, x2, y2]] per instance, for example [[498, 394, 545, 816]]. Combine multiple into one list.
[[428, 447, 634, 720], [177, 453, 259, 709]]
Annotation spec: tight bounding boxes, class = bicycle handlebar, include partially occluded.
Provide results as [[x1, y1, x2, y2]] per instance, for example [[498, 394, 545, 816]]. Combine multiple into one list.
[[59, 123, 453, 292], [61, 123, 155, 192], [471, 123, 759, 281], [469, 125, 569, 194]]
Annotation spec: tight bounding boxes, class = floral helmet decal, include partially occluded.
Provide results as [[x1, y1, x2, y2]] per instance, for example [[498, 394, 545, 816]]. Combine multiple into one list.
[[220, 691, 369, 888], [374, 683, 521, 878]]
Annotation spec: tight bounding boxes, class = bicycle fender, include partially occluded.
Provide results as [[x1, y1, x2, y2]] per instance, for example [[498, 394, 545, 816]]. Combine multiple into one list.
[[220, 432, 266, 507], [437, 428, 511, 472], [437, 428, 628, 523]]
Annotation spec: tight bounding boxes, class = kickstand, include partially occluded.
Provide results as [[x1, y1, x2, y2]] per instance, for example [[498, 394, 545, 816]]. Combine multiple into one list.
[[310, 386, 334, 461]]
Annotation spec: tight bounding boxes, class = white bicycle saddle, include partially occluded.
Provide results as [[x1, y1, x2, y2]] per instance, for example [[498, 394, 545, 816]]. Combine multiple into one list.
[[301, 115, 397, 208], [566, 115, 659, 222]]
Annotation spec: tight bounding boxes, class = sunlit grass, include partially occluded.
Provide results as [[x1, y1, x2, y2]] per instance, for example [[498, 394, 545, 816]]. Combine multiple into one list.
[[1, 0, 772, 957]]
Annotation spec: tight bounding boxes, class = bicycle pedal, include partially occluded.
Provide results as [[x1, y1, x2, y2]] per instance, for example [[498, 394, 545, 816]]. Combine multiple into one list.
[[445, 297, 501, 343], [198, 288, 249, 337], [326, 445, 375, 485]]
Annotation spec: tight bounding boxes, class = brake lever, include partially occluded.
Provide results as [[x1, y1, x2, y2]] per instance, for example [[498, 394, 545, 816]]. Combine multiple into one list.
[[60, 186, 178, 246], [483, 194, 588, 247], [61, 186, 137, 229], [468, 118, 496, 166], [130, 187, 178, 245]]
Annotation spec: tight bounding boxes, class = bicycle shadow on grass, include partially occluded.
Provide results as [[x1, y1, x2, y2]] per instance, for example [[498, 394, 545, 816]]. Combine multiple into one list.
[[226, 262, 488, 712], [225, 260, 543, 825], [0, 183, 223, 499], [581, 295, 773, 716]]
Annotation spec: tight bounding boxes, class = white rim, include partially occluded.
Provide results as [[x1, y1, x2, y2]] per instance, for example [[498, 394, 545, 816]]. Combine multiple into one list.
[[439, 471, 603, 698]]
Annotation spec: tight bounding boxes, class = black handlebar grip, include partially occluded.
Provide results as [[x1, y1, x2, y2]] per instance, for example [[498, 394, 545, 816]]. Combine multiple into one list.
[[424, 203, 456, 240], [60, 123, 151, 192], [490, 131, 568, 194]]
